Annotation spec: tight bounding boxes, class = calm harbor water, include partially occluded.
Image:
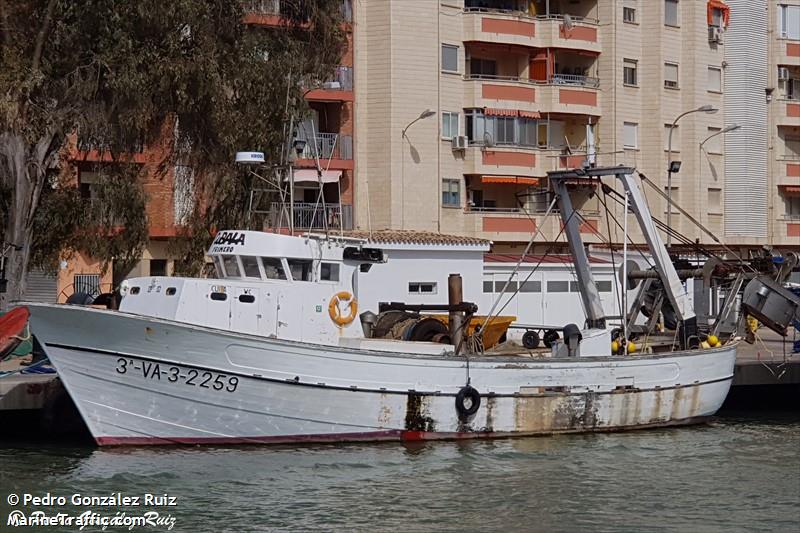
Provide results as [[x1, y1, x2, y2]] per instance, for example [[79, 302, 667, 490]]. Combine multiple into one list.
[[1, 412, 798, 532]]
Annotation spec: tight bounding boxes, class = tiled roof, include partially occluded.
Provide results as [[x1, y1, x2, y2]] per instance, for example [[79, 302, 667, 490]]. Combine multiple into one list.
[[484, 253, 610, 264], [341, 230, 491, 247]]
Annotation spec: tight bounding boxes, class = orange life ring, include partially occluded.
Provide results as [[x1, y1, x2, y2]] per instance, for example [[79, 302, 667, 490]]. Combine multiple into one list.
[[329, 291, 358, 326]]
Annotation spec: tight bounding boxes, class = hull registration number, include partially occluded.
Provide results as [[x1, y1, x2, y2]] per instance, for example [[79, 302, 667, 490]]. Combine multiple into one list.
[[115, 357, 239, 392]]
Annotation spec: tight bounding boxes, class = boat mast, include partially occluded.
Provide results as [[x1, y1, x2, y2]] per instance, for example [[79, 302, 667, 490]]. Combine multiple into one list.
[[550, 173, 606, 330]]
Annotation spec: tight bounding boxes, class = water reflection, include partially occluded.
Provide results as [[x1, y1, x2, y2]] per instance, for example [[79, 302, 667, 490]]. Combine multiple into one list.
[[1, 415, 798, 531]]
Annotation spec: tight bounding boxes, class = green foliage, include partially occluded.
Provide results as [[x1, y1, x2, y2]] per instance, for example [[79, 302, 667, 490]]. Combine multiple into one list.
[[0, 0, 346, 280]]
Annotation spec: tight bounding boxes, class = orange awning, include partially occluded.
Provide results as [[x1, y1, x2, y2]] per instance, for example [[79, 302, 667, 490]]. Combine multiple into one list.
[[482, 176, 539, 185], [519, 110, 541, 119], [780, 185, 800, 195], [484, 108, 518, 117], [707, 0, 730, 28]]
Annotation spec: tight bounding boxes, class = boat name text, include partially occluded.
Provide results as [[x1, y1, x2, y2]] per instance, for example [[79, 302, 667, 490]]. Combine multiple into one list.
[[212, 231, 246, 246], [115, 358, 239, 392]]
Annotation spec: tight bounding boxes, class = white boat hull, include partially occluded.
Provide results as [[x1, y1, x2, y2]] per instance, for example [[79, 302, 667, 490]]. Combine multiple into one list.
[[27, 303, 737, 446]]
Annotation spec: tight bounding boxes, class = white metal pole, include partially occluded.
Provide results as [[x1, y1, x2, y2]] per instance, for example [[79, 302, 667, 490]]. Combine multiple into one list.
[[622, 190, 629, 356]]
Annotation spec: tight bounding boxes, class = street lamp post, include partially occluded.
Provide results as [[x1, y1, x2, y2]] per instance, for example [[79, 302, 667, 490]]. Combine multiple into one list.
[[400, 109, 436, 228], [666, 104, 718, 247]]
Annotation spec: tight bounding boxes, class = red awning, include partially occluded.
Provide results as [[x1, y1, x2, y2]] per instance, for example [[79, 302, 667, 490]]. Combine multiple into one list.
[[781, 185, 800, 195], [482, 176, 539, 185], [519, 110, 541, 119], [707, 0, 730, 28], [484, 108, 518, 117]]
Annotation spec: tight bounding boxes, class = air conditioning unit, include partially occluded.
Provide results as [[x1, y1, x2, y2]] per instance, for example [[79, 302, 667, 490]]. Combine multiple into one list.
[[778, 67, 790, 81], [708, 26, 722, 44], [451, 135, 468, 151]]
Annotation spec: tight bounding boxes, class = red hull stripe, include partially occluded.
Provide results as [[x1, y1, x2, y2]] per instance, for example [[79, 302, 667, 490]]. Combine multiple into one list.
[[94, 417, 709, 446]]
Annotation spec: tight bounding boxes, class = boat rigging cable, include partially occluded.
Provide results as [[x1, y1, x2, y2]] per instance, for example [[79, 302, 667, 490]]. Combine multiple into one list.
[[477, 195, 559, 335], [477, 199, 582, 341]]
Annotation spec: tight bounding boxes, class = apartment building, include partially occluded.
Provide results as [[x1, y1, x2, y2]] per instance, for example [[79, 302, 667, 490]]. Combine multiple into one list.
[[354, 0, 800, 253], [24, 0, 356, 303], [772, 2, 800, 243]]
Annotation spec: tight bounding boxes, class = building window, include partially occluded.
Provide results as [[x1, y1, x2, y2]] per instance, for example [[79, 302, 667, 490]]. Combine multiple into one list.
[[664, 0, 679, 27], [150, 259, 167, 277], [596, 281, 613, 293], [547, 280, 569, 293], [442, 111, 459, 139], [778, 4, 800, 40], [623, 59, 638, 86], [469, 58, 497, 77], [442, 179, 461, 207], [784, 194, 800, 218], [710, 8, 724, 28], [705, 127, 722, 154], [519, 280, 541, 293], [665, 124, 679, 152], [464, 108, 548, 148], [623, 1, 636, 24], [664, 187, 679, 214], [708, 188, 722, 213], [785, 136, 800, 159], [409, 282, 437, 294], [74, 274, 101, 297], [707, 66, 722, 93], [441, 44, 459, 73], [664, 62, 679, 89], [623, 122, 638, 149]]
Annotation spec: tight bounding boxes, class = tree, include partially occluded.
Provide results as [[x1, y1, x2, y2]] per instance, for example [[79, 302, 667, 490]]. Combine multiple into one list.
[[0, 0, 345, 308]]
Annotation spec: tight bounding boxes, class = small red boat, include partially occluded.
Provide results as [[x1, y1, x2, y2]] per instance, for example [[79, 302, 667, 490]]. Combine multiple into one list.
[[0, 306, 30, 358]]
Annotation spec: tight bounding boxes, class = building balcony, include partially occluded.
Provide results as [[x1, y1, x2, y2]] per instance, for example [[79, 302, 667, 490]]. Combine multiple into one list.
[[305, 66, 354, 102], [462, 9, 600, 54], [242, 0, 352, 26], [294, 133, 354, 171], [777, 99, 800, 127], [775, 159, 800, 187], [464, 76, 600, 116], [268, 202, 353, 231]]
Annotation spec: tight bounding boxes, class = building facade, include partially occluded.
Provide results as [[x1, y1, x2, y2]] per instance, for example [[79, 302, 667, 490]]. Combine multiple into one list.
[[353, 0, 800, 253]]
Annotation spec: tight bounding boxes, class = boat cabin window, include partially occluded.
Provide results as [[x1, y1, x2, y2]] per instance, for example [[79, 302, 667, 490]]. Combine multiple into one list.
[[287, 259, 313, 282], [261, 257, 287, 280], [320, 262, 340, 282], [241, 255, 261, 279], [409, 282, 437, 294], [221, 255, 241, 278], [548, 281, 569, 293], [212, 256, 224, 278], [597, 281, 613, 293]]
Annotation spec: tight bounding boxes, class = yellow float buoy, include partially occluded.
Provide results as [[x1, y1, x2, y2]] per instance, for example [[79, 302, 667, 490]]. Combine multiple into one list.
[[700, 341, 711, 349], [626, 341, 637, 354], [707, 335, 719, 347], [611, 340, 620, 353]]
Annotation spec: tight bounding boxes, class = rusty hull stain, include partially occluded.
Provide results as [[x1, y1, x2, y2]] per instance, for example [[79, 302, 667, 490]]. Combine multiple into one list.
[[404, 393, 435, 432]]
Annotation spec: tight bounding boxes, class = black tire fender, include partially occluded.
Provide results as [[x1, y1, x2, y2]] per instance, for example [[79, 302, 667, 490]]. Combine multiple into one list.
[[455, 386, 481, 418]]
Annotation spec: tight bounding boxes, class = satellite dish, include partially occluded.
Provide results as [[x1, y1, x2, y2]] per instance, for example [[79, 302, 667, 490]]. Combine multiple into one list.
[[563, 14, 574, 31], [483, 131, 495, 148], [235, 151, 265, 165]]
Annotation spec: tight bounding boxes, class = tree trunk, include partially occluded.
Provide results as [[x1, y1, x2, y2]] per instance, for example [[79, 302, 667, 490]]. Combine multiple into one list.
[[0, 131, 55, 311]]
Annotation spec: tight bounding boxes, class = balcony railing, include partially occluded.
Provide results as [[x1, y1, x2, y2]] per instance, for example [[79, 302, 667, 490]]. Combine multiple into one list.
[[269, 202, 353, 230], [243, 0, 351, 22], [463, 6, 598, 25], [465, 73, 599, 88], [298, 133, 353, 160], [242, 0, 279, 15]]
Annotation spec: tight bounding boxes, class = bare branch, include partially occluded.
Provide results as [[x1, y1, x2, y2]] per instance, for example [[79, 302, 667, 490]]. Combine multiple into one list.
[[31, 0, 57, 73]]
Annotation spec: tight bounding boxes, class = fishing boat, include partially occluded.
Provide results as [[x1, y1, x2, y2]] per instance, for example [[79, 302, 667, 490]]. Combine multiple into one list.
[[24, 166, 771, 446]]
